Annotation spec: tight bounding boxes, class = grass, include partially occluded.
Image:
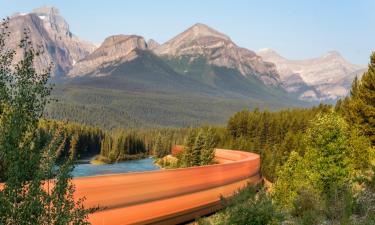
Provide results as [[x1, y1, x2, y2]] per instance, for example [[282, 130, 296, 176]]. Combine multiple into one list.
[[90, 155, 111, 165]]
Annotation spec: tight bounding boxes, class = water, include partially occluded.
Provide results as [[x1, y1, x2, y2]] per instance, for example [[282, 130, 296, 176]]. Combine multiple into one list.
[[72, 157, 160, 177]]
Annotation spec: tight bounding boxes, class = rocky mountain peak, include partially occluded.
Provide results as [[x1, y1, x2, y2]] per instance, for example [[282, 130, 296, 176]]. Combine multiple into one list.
[[185, 23, 231, 41], [6, 13, 72, 77], [154, 23, 231, 56], [7, 6, 96, 77], [31, 6, 96, 61], [32, 6, 69, 36], [68, 34, 147, 77], [147, 39, 160, 50], [32, 6, 59, 15], [257, 48, 285, 61], [323, 50, 342, 58], [154, 23, 280, 86], [101, 35, 146, 49], [258, 48, 366, 100]]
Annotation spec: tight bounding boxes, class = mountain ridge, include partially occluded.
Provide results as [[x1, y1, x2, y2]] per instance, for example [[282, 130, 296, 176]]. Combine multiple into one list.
[[68, 34, 147, 77], [153, 23, 281, 87], [257, 48, 365, 100], [7, 6, 96, 77], [5, 6, 363, 102]]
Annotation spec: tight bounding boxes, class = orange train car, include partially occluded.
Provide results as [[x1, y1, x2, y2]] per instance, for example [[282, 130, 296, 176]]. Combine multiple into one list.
[[72, 148, 261, 225]]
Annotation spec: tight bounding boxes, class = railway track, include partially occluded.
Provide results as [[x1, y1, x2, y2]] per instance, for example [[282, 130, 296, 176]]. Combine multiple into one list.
[[73, 148, 261, 225]]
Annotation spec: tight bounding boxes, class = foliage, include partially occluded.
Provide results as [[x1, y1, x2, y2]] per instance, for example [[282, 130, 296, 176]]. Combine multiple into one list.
[[38, 119, 104, 159], [222, 105, 330, 181], [0, 20, 94, 224], [198, 186, 284, 225], [271, 112, 372, 225], [100, 130, 147, 163], [351, 166, 375, 224], [152, 132, 172, 158], [200, 128, 216, 165], [337, 52, 375, 145], [179, 128, 217, 167]]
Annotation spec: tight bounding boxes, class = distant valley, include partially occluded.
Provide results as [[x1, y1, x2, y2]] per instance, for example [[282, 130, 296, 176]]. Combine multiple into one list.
[[6, 6, 365, 128]]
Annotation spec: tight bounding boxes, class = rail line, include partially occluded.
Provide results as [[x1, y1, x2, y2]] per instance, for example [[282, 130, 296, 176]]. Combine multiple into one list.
[[73, 148, 261, 225]]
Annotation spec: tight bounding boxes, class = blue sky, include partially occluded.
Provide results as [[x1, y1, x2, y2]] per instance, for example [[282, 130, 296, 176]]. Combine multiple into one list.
[[1, 0, 374, 65]]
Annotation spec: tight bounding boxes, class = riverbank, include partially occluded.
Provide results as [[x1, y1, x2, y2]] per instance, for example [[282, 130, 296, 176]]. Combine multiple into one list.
[[72, 157, 160, 177], [154, 155, 179, 169], [90, 153, 149, 165]]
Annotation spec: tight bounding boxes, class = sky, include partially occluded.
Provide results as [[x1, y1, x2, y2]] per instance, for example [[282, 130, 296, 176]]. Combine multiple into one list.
[[1, 0, 374, 65]]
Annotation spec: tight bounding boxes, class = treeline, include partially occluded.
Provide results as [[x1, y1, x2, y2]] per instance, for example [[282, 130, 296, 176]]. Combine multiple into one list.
[[38, 120, 104, 159], [225, 106, 330, 149], [37, 120, 188, 164], [154, 106, 332, 173], [163, 128, 217, 168], [1, 119, 105, 179], [99, 130, 147, 163], [198, 53, 375, 225], [221, 105, 331, 181]]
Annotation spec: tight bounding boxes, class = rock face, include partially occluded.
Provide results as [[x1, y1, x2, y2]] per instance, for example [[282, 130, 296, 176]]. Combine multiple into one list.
[[32, 7, 96, 64], [153, 23, 281, 86], [6, 5, 361, 103], [68, 35, 147, 77], [257, 48, 365, 100], [7, 6, 96, 77], [147, 39, 160, 50]]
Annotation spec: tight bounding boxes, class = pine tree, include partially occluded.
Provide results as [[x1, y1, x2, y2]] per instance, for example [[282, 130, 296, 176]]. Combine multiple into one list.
[[100, 133, 112, 158], [200, 128, 216, 165], [70, 133, 79, 159], [154, 133, 165, 158], [192, 131, 205, 166], [344, 53, 375, 144], [182, 129, 196, 167]]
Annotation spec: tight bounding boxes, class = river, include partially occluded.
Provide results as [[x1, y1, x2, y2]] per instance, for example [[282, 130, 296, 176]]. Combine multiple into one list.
[[72, 157, 160, 177]]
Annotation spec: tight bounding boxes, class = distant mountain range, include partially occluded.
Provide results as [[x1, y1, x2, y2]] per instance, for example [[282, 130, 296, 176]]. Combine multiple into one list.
[[4, 6, 366, 128], [257, 49, 366, 101]]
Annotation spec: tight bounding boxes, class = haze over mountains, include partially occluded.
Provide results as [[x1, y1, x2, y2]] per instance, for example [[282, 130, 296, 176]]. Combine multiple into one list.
[[4, 6, 366, 128], [257, 48, 366, 101]]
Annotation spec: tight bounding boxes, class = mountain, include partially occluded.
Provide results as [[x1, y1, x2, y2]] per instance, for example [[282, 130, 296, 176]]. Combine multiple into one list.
[[4, 6, 310, 128], [65, 23, 292, 101], [68, 35, 147, 77], [153, 23, 281, 87], [147, 39, 160, 50], [48, 23, 307, 128], [257, 48, 365, 101], [8, 6, 96, 77], [31, 7, 96, 63]]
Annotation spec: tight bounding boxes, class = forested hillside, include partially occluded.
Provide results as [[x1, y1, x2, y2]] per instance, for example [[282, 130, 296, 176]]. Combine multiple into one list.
[[198, 53, 375, 225], [45, 50, 309, 129]]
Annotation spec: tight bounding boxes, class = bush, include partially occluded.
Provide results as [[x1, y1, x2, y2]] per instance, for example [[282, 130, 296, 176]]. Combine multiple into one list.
[[199, 186, 283, 225]]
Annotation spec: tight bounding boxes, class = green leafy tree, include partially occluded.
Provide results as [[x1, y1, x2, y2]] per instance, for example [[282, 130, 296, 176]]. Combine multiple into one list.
[[274, 111, 372, 216], [199, 186, 284, 225], [0, 20, 95, 224], [272, 151, 307, 210], [303, 112, 351, 193]]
